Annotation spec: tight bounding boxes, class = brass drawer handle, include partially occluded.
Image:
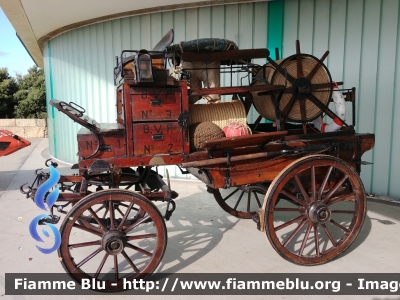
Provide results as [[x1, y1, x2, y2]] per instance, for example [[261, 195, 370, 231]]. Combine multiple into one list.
[[151, 99, 162, 106], [152, 133, 164, 141]]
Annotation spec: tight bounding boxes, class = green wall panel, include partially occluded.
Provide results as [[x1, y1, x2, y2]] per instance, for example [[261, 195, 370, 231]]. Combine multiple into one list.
[[281, 0, 400, 197]]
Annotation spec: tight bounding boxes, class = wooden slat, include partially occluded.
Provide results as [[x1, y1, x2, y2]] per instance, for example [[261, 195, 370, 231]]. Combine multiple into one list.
[[191, 84, 285, 96], [59, 175, 82, 183], [200, 131, 288, 151]]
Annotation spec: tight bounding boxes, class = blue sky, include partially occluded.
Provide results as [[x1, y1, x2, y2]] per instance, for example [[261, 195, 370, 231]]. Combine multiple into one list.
[[0, 8, 35, 76]]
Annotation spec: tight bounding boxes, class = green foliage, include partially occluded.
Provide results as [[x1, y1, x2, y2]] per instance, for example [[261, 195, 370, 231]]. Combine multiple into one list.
[[14, 66, 46, 119], [0, 68, 18, 118]]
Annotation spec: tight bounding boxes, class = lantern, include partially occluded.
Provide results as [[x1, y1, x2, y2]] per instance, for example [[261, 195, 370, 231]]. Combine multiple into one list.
[[135, 50, 153, 83]]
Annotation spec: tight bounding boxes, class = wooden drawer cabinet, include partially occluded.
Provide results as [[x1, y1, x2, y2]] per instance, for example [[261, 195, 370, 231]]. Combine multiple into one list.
[[132, 122, 185, 156], [130, 87, 182, 121]]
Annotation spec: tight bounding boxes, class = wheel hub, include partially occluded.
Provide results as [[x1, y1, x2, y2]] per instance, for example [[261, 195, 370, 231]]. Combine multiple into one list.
[[291, 78, 312, 100], [102, 230, 127, 255], [308, 201, 331, 224]]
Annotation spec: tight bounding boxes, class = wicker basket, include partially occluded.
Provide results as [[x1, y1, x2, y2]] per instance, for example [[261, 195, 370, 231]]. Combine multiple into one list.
[[189, 100, 247, 130], [190, 122, 225, 151], [252, 57, 331, 122]]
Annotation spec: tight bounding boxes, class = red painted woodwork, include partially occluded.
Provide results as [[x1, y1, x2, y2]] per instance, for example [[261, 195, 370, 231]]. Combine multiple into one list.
[[130, 87, 182, 121], [132, 122, 184, 156]]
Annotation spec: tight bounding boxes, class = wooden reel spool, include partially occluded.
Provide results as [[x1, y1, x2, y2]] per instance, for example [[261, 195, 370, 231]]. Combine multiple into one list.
[[252, 41, 333, 134]]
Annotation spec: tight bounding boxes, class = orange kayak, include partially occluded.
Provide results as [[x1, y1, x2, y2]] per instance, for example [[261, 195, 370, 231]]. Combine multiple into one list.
[[0, 130, 31, 157]]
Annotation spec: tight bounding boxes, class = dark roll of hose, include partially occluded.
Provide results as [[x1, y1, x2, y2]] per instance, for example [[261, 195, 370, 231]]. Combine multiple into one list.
[[167, 38, 238, 54]]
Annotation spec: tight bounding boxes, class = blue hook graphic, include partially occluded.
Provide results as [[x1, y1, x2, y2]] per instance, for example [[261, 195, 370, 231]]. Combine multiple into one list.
[[30, 165, 62, 254], [34, 165, 60, 210], [29, 214, 61, 254]]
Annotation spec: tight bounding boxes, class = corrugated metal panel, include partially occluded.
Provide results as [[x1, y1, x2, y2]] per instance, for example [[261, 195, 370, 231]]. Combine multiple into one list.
[[281, 0, 400, 197], [42, 2, 270, 178]]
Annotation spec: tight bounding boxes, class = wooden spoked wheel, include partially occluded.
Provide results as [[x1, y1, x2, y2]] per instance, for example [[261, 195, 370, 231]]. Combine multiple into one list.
[[58, 189, 167, 291], [264, 155, 366, 265], [213, 184, 268, 219]]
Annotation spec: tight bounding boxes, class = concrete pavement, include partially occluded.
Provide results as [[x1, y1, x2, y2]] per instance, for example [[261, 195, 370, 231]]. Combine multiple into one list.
[[1, 139, 400, 300]]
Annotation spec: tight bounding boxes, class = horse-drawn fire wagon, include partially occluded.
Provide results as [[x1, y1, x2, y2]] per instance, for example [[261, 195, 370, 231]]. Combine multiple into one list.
[[22, 29, 374, 290]]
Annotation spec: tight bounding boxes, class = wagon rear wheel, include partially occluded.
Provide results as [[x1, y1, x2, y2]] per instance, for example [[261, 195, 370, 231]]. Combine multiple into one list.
[[213, 184, 268, 219], [264, 155, 366, 265], [58, 189, 167, 291]]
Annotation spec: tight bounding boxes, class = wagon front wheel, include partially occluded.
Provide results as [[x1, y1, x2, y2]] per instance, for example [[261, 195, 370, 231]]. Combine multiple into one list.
[[264, 155, 366, 265], [58, 189, 167, 291]]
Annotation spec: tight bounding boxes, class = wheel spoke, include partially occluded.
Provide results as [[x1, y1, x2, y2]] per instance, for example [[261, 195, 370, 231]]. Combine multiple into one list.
[[121, 250, 140, 272], [117, 202, 135, 231], [124, 215, 151, 233], [318, 166, 333, 200], [118, 203, 139, 211], [69, 240, 101, 248], [274, 214, 306, 232], [274, 207, 305, 212], [299, 100, 307, 133], [93, 206, 104, 215], [330, 219, 350, 233], [280, 189, 308, 207], [327, 192, 356, 206], [126, 242, 153, 257], [296, 41, 304, 78], [253, 191, 262, 207], [72, 223, 103, 237], [127, 233, 157, 241], [282, 219, 307, 247], [321, 224, 337, 248], [267, 57, 296, 84], [95, 253, 109, 279], [310, 82, 333, 91], [294, 175, 311, 203], [307, 93, 337, 120], [109, 201, 115, 230], [331, 210, 356, 214], [114, 255, 118, 282], [296, 55, 304, 78], [116, 206, 125, 217], [280, 94, 297, 120], [322, 175, 349, 203], [136, 208, 146, 219], [247, 192, 251, 212], [314, 224, 320, 256], [87, 208, 108, 232], [233, 190, 246, 210], [76, 246, 103, 268], [311, 165, 316, 201], [223, 188, 240, 201], [78, 219, 103, 234], [298, 223, 313, 256], [306, 50, 329, 81], [102, 207, 109, 219]]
